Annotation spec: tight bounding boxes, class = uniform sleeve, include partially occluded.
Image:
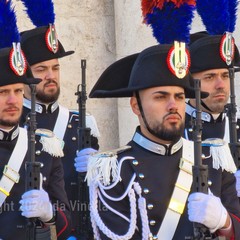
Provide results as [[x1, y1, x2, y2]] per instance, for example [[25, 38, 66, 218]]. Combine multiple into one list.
[[221, 170, 240, 239], [45, 157, 72, 240]]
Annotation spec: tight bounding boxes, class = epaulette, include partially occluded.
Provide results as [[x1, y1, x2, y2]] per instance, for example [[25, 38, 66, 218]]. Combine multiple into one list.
[[36, 129, 64, 158], [86, 145, 131, 186], [202, 138, 237, 173], [69, 110, 100, 138]]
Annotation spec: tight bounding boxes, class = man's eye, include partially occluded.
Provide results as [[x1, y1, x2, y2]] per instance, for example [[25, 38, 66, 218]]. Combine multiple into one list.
[[203, 76, 213, 80], [0, 91, 7, 95], [177, 95, 184, 100], [155, 95, 165, 99], [16, 89, 24, 94]]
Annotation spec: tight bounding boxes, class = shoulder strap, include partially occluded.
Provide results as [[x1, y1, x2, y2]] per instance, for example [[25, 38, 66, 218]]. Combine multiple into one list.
[[0, 128, 28, 206], [53, 104, 69, 140], [157, 138, 194, 239]]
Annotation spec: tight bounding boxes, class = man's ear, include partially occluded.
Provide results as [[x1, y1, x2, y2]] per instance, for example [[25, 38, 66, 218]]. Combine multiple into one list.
[[130, 96, 140, 116]]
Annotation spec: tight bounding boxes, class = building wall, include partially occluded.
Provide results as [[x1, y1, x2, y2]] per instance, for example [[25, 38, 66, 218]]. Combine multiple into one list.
[[14, 0, 240, 151]]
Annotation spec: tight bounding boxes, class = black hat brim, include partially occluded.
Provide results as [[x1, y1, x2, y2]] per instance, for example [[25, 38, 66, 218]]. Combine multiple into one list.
[[25, 77, 42, 85], [190, 33, 240, 72], [20, 26, 74, 65], [90, 50, 208, 99]]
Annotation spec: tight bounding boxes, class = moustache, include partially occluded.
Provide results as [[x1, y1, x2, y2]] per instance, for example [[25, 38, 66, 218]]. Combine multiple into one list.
[[211, 90, 227, 96], [44, 80, 58, 87], [163, 112, 182, 120], [4, 106, 20, 112]]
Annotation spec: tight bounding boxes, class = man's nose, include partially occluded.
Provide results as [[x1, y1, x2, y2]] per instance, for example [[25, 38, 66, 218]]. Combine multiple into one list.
[[45, 69, 55, 79], [7, 93, 18, 104], [215, 76, 225, 89], [168, 98, 178, 111]]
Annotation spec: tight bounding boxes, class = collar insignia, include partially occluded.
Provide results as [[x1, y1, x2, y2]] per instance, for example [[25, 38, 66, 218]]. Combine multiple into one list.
[[167, 41, 190, 79], [9, 43, 27, 76], [45, 24, 59, 54], [220, 32, 235, 66]]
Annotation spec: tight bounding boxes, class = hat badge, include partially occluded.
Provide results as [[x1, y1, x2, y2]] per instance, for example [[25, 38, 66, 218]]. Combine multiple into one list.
[[167, 41, 190, 79], [9, 42, 27, 76], [45, 24, 59, 54], [220, 32, 235, 66]]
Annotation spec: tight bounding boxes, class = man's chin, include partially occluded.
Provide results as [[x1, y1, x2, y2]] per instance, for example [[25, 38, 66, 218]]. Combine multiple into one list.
[[0, 120, 19, 128]]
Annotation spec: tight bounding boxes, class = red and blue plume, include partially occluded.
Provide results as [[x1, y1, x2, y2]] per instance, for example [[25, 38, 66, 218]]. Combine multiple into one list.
[[196, 0, 239, 34], [141, 0, 196, 44], [21, 0, 55, 27], [0, 0, 20, 48], [228, 0, 238, 33]]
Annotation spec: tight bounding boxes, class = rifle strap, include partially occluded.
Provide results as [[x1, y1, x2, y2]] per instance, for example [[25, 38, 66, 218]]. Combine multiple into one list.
[[157, 138, 194, 239], [53, 104, 69, 140], [0, 127, 28, 207]]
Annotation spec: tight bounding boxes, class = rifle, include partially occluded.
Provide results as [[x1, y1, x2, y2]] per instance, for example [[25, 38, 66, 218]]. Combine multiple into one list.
[[225, 67, 240, 168], [186, 79, 223, 240], [75, 59, 93, 240], [25, 83, 41, 240]]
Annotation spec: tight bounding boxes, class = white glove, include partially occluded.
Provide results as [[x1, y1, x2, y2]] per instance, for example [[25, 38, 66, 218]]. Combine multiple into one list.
[[19, 189, 53, 223], [187, 192, 228, 233], [74, 148, 97, 172], [235, 170, 240, 197]]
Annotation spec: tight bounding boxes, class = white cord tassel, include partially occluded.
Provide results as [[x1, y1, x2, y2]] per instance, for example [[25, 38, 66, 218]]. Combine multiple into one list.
[[86, 114, 101, 138], [39, 135, 64, 157], [203, 138, 237, 173], [87, 154, 118, 186], [211, 143, 237, 173]]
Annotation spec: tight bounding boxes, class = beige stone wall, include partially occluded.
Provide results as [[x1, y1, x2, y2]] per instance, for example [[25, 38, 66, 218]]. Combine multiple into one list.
[[13, 0, 240, 151]]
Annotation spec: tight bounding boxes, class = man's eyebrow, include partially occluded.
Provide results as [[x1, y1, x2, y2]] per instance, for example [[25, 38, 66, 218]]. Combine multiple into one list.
[[152, 91, 185, 95], [34, 65, 48, 69], [153, 91, 168, 94], [203, 73, 216, 76], [203, 71, 229, 77]]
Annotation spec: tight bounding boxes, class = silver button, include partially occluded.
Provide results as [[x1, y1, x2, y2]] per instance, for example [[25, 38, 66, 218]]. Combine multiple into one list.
[[149, 220, 156, 226], [208, 180, 212, 186], [143, 188, 149, 194], [35, 150, 41, 155], [68, 124, 72, 128], [189, 128, 193, 132], [132, 160, 139, 166], [139, 173, 145, 179], [72, 137, 77, 141], [147, 204, 153, 210]]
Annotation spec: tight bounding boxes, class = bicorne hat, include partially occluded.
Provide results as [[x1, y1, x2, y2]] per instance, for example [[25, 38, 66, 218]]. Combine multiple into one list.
[[190, 0, 240, 73], [90, 1, 208, 99], [90, 44, 208, 99], [0, 0, 41, 87], [21, 26, 74, 65], [20, 0, 74, 65]]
